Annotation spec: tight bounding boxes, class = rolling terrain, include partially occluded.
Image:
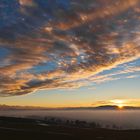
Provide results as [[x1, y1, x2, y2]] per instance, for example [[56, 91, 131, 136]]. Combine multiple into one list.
[[0, 116, 140, 140]]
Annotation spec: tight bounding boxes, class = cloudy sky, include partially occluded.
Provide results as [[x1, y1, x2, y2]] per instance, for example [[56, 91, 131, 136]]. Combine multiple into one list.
[[0, 0, 140, 107]]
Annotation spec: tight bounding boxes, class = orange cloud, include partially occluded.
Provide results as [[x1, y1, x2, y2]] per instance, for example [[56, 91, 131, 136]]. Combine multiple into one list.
[[19, 0, 35, 7], [0, 0, 140, 96]]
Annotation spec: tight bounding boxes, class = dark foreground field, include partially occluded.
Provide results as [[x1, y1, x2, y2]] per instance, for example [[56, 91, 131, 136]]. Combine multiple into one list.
[[0, 117, 140, 140]]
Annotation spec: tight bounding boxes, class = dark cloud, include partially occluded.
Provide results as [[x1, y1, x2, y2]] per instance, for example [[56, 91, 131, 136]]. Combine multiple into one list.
[[0, 0, 140, 96]]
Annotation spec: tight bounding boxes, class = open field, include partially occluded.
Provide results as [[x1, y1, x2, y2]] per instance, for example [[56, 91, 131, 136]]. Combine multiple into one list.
[[0, 117, 140, 140]]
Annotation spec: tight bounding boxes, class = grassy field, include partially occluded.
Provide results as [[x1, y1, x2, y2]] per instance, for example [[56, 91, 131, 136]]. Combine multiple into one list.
[[0, 117, 140, 140]]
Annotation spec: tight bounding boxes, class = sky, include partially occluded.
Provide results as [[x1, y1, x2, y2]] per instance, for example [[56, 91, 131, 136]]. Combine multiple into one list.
[[0, 0, 140, 107]]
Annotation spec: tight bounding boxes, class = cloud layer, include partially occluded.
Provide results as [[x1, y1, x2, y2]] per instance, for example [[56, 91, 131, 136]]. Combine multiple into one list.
[[0, 0, 140, 96]]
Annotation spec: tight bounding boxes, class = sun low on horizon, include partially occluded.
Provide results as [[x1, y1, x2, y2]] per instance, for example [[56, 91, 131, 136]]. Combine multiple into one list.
[[0, 0, 140, 108], [110, 99, 125, 109]]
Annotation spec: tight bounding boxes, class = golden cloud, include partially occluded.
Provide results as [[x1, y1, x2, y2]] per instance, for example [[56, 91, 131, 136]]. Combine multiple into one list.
[[0, 0, 140, 96]]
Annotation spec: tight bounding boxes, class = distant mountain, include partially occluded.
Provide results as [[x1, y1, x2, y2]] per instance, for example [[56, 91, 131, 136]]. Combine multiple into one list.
[[0, 104, 48, 110], [62, 105, 140, 110], [94, 105, 140, 110], [0, 105, 140, 110]]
